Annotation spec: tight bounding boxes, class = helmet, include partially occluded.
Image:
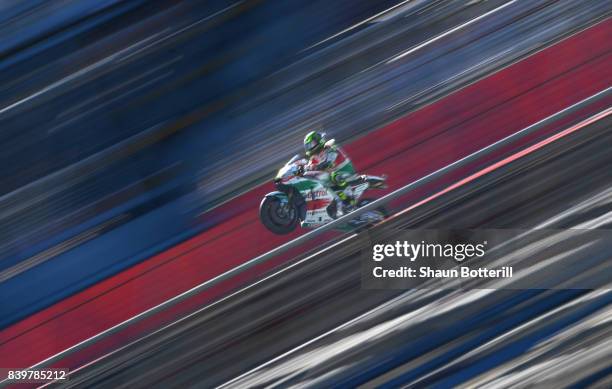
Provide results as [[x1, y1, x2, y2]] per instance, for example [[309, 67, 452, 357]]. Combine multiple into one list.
[[304, 130, 324, 157]]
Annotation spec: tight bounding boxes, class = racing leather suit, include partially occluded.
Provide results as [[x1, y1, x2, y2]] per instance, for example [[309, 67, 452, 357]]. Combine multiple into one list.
[[304, 139, 357, 205]]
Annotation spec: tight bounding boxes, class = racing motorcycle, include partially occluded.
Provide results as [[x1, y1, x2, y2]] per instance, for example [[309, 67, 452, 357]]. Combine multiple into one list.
[[259, 155, 387, 234]]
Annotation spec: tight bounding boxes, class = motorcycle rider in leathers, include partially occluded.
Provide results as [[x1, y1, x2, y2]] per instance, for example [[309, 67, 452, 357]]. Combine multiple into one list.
[[302, 130, 358, 215]]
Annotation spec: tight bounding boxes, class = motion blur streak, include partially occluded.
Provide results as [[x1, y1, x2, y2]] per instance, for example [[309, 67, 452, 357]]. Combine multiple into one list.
[[386, 0, 517, 64], [0, 12, 610, 372], [64, 115, 612, 388], [388, 104, 612, 222], [0, 0, 610, 387], [219, 105, 612, 389], [1, 1, 608, 308]]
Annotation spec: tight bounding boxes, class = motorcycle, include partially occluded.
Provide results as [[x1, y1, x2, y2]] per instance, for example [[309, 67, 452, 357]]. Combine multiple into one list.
[[259, 155, 387, 234]]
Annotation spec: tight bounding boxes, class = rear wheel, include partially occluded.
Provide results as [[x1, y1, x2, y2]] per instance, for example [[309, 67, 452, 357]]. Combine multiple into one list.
[[365, 176, 387, 189], [349, 198, 388, 231], [357, 198, 388, 219], [259, 196, 299, 234]]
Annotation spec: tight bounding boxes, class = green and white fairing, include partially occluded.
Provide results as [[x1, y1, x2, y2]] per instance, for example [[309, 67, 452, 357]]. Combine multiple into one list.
[[259, 155, 387, 235]]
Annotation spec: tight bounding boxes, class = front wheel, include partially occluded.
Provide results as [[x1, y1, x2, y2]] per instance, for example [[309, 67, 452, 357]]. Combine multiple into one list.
[[259, 196, 299, 234]]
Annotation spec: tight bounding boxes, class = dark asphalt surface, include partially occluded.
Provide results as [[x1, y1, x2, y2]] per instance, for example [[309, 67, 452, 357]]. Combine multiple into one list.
[[60, 110, 612, 387]]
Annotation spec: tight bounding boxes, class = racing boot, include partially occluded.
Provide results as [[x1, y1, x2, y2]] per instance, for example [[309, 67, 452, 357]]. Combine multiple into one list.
[[337, 189, 356, 213]]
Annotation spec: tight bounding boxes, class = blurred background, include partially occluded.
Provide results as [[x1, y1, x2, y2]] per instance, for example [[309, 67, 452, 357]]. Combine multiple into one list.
[[0, 0, 610, 387]]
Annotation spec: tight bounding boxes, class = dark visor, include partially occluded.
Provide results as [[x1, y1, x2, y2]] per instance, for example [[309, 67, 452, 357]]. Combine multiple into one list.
[[306, 139, 318, 150]]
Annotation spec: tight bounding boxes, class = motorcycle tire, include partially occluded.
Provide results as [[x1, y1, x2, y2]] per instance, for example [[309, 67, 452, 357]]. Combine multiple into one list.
[[259, 196, 299, 235]]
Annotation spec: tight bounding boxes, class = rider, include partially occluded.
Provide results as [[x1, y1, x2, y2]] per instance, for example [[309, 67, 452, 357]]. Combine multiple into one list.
[[303, 130, 358, 212]]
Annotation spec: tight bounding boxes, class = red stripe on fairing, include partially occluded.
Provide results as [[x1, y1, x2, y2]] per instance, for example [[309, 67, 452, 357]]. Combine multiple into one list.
[[307, 199, 332, 210], [1, 19, 610, 369]]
